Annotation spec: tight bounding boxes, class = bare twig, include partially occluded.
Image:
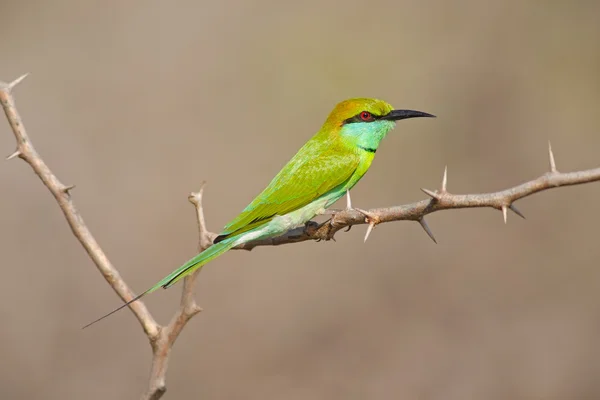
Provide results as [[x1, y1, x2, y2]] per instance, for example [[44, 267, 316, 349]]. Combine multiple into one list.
[[143, 187, 209, 400], [3, 74, 600, 399], [0, 75, 160, 336], [0, 75, 207, 400]]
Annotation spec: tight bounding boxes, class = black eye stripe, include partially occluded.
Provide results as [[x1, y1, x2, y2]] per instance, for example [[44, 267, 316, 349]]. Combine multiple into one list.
[[343, 112, 381, 124]]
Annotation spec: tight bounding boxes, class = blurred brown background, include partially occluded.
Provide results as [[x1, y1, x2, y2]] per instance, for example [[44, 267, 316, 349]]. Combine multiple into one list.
[[1, 1, 600, 399]]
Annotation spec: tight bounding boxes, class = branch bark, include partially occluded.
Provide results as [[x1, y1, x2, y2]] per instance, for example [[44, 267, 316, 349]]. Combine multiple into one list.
[[2, 74, 600, 398], [0, 75, 206, 400], [0, 75, 161, 336]]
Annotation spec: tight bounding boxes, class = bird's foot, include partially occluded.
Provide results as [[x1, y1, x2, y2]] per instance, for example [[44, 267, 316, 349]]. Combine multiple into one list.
[[327, 190, 372, 233], [320, 190, 366, 236], [291, 220, 319, 240], [311, 219, 337, 242]]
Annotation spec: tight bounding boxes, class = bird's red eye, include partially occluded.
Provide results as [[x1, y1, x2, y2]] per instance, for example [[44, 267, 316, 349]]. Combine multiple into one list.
[[360, 111, 373, 121]]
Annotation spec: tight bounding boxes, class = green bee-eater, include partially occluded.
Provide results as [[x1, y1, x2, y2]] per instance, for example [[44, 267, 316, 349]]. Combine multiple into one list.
[[85, 98, 434, 327]]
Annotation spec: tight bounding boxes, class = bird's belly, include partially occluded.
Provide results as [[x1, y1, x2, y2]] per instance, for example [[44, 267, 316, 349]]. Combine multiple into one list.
[[235, 197, 331, 245], [272, 197, 329, 230]]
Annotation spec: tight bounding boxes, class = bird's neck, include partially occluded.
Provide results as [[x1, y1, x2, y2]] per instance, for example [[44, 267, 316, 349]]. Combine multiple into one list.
[[337, 120, 396, 151]]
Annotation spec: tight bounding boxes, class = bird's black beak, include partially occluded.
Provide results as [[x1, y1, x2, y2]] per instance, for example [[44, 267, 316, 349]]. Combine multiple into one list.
[[380, 109, 436, 121]]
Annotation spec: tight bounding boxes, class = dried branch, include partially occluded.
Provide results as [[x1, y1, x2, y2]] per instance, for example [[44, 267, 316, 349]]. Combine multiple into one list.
[[232, 151, 600, 248], [143, 188, 209, 399], [3, 74, 600, 399], [0, 75, 160, 336], [0, 75, 207, 400]]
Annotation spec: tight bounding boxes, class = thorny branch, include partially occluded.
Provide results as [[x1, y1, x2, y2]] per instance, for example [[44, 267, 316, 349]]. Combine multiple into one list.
[[236, 151, 600, 246], [2, 74, 600, 398], [0, 75, 162, 335], [0, 75, 206, 400]]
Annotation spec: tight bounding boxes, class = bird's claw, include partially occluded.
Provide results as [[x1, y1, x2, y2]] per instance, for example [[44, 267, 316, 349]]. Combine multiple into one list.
[[310, 219, 337, 242]]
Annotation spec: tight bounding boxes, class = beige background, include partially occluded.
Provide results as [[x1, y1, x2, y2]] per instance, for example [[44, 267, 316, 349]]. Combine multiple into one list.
[[2, 1, 600, 399]]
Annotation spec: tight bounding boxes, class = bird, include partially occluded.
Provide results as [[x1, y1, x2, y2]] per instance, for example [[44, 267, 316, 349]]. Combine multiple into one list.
[[84, 98, 434, 328]]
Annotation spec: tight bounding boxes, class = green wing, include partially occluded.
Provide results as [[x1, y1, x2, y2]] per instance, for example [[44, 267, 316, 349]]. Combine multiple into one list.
[[215, 139, 359, 242]]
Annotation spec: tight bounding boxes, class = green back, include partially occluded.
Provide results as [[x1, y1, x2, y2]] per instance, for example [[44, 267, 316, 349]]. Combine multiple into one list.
[[216, 132, 360, 240]]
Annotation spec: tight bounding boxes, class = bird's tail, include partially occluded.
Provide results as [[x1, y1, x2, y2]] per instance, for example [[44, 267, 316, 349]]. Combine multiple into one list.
[[82, 236, 237, 329], [155, 235, 237, 290]]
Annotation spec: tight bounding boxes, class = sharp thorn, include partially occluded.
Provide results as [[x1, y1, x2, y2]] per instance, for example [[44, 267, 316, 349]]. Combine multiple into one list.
[[421, 188, 440, 200], [354, 207, 369, 218], [418, 218, 437, 244], [8, 73, 30, 91], [6, 150, 20, 160], [355, 208, 380, 223], [344, 225, 352, 232], [354, 208, 380, 243], [62, 184, 76, 193], [345, 189, 352, 210], [441, 166, 448, 192], [364, 223, 375, 243], [548, 141, 557, 173], [502, 205, 508, 224], [509, 204, 525, 219]]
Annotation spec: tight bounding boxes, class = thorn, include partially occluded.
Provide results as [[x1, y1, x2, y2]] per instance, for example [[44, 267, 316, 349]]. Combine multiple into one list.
[[508, 204, 525, 219], [418, 218, 437, 244], [364, 222, 375, 243], [421, 188, 440, 200], [345, 189, 352, 210], [502, 205, 508, 224], [441, 166, 448, 192], [62, 184, 76, 193], [8, 73, 29, 91], [344, 225, 352, 232], [548, 141, 557, 173], [355, 208, 381, 243], [6, 149, 20, 160]]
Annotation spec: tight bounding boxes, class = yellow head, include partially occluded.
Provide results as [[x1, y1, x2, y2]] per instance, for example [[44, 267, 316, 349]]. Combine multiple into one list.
[[321, 98, 435, 150]]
